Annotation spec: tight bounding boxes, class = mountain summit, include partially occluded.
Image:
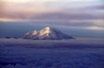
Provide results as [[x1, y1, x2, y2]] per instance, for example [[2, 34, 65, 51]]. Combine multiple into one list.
[[23, 26, 73, 40]]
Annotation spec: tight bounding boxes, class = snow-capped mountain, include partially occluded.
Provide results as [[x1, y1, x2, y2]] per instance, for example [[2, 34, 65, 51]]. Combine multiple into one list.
[[23, 26, 73, 40]]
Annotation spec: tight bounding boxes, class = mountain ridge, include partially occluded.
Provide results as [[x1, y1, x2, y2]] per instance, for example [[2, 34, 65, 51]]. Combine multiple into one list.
[[23, 26, 73, 40]]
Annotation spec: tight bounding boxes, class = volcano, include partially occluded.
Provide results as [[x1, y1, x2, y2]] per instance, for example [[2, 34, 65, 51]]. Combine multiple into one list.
[[23, 26, 73, 40]]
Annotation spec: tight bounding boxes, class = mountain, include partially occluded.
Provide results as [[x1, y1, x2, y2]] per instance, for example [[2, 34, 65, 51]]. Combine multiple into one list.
[[23, 26, 73, 40]]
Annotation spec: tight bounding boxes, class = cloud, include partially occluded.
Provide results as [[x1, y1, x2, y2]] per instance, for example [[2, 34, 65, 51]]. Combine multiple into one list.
[[0, 0, 104, 22], [91, 20, 104, 27], [0, 1, 6, 16]]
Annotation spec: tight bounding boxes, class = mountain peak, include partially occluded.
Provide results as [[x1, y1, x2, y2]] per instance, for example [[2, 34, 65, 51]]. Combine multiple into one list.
[[44, 26, 51, 30], [39, 26, 52, 36], [23, 27, 73, 40], [42, 26, 52, 33]]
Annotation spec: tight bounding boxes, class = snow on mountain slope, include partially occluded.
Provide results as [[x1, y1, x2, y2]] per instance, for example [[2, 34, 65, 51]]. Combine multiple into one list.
[[23, 26, 73, 40]]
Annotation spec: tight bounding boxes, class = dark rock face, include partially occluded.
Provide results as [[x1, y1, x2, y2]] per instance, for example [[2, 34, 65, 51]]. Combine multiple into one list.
[[23, 26, 73, 40]]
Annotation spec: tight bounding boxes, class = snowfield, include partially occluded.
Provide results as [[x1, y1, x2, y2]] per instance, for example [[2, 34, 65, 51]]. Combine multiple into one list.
[[0, 38, 104, 68]]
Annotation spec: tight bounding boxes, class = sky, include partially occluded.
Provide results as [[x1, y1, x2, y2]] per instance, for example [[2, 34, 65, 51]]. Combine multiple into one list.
[[0, 0, 104, 29]]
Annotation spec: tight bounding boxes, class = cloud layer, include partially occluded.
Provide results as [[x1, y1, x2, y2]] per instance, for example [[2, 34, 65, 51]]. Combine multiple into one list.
[[0, 0, 104, 28]]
